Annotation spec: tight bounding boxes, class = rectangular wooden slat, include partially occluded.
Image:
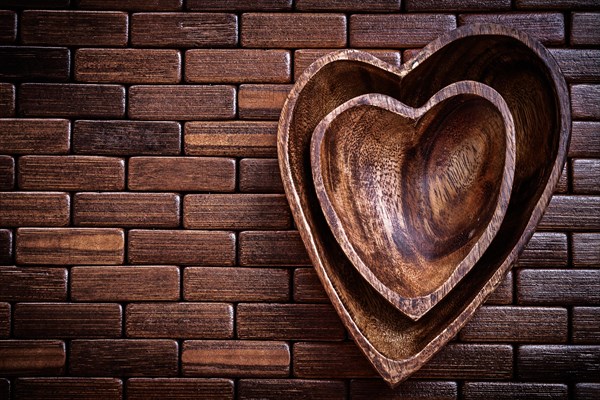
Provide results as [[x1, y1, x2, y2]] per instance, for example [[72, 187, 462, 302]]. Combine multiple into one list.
[[459, 306, 568, 343], [239, 159, 284, 193], [0, 192, 70, 227], [0, 12, 17, 43], [550, 49, 600, 82], [0, 340, 65, 376], [576, 384, 600, 400], [19, 83, 125, 118], [293, 268, 328, 303], [129, 230, 235, 265], [0, 119, 70, 154], [517, 345, 600, 381], [184, 267, 290, 302], [0, 156, 14, 190], [15, 378, 122, 400], [3, 0, 70, 6], [70, 339, 178, 377], [187, 0, 291, 10], [131, 13, 237, 47], [0, 83, 15, 117], [241, 13, 346, 48], [406, 0, 510, 11], [572, 159, 600, 193], [182, 340, 290, 377], [127, 378, 234, 400], [296, 0, 400, 11], [184, 121, 277, 157], [14, 303, 122, 338], [351, 380, 458, 400], [183, 194, 291, 230], [294, 49, 401, 80], [71, 266, 180, 302], [126, 303, 233, 339], [516, 232, 568, 267], [239, 379, 346, 400], [78, 0, 182, 10], [0, 303, 9, 338], [292, 342, 378, 378], [75, 49, 181, 84], [0, 230, 12, 265], [517, 269, 600, 305], [538, 195, 600, 230], [186, 50, 290, 83], [129, 85, 235, 120], [571, 84, 600, 119], [237, 303, 345, 341], [21, 11, 128, 46], [572, 233, 600, 267], [486, 271, 513, 305], [16, 228, 125, 265], [459, 13, 565, 45], [516, 0, 600, 9], [570, 121, 600, 158], [128, 156, 235, 192], [572, 307, 600, 344], [350, 14, 457, 48], [74, 192, 180, 227], [462, 382, 568, 400], [571, 13, 600, 46], [0, 267, 67, 302], [239, 231, 311, 266], [238, 84, 293, 120], [0, 47, 70, 81]]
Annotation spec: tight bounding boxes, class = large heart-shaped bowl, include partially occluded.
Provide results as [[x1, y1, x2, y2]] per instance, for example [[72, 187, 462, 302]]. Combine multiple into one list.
[[311, 82, 516, 321], [278, 24, 570, 386]]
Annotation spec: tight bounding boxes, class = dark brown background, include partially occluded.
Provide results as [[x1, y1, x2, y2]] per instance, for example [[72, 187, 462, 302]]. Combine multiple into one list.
[[0, 0, 599, 399]]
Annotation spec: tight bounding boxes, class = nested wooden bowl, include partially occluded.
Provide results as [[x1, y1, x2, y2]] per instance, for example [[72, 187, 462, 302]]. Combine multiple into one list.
[[310, 82, 516, 321], [278, 24, 570, 386]]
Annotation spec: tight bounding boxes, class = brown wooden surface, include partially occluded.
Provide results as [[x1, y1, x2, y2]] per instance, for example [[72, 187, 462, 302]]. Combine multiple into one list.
[[0, 119, 70, 154], [238, 84, 293, 120], [406, 0, 510, 11], [0, 303, 10, 338], [550, 49, 600, 83], [572, 159, 600, 193], [516, 269, 600, 304], [572, 307, 600, 344], [571, 84, 600, 119], [517, 345, 600, 381], [0, 192, 70, 227], [570, 121, 600, 157], [516, 232, 568, 267], [294, 49, 401, 80], [239, 231, 311, 266], [77, 0, 182, 10], [239, 379, 346, 400], [0, 267, 67, 301], [0, 156, 14, 190], [0, 11, 16, 43], [0, 340, 65, 375], [239, 158, 284, 193], [0, 83, 14, 117], [185, 121, 277, 157], [127, 378, 234, 400], [15, 378, 123, 400], [571, 13, 600, 46], [350, 380, 458, 400], [572, 233, 600, 266], [0, 229, 12, 264], [0, 47, 70, 81], [462, 382, 568, 400]]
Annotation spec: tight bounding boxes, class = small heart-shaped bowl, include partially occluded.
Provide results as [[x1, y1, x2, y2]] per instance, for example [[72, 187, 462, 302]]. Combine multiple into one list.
[[311, 81, 516, 321]]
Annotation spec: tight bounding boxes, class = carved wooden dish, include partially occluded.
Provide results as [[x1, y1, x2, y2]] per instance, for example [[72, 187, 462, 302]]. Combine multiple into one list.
[[310, 82, 516, 321], [278, 24, 570, 386]]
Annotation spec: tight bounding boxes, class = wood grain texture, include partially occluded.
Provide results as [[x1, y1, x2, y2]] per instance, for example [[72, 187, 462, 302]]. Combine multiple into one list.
[[75, 49, 181, 84], [572, 159, 600, 193], [517, 345, 600, 381], [238, 84, 293, 120], [128, 156, 235, 192], [550, 49, 600, 82], [185, 121, 277, 157], [186, 50, 290, 83], [0, 192, 69, 227], [71, 266, 180, 301], [0, 47, 70, 81], [16, 228, 124, 265], [462, 382, 568, 400], [571, 13, 600, 46], [575, 384, 600, 400], [350, 380, 458, 400], [241, 13, 346, 48], [14, 303, 122, 338], [293, 268, 329, 303], [239, 231, 311, 266], [183, 194, 291, 230], [407, 0, 510, 11], [0, 379, 8, 400], [127, 378, 234, 400], [572, 233, 600, 266], [236, 303, 345, 340], [15, 378, 123, 400], [21, 11, 128, 46], [556, 165, 569, 193], [69, 339, 178, 377], [296, 0, 400, 11], [516, 0, 600, 9], [572, 307, 600, 344], [19, 83, 126, 118], [0, 340, 65, 376], [486, 271, 513, 305], [19, 156, 125, 191], [126, 303, 233, 339], [239, 379, 346, 400], [184, 267, 290, 302], [3, 0, 70, 6], [239, 159, 284, 193], [459, 306, 568, 342], [187, 0, 291, 10], [516, 232, 568, 267], [517, 269, 600, 305], [0, 229, 12, 264], [294, 49, 401, 80], [570, 121, 600, 157], [350, 14, 457, 47], [539, 195, 600, 230], [77, 0, 182, 10], [458, 13, 565, 45], [74, 120, 180, 156], [0, 119, 70, 154], [129, 85, 235, 120], [292, 342, 378, 378], [571, 84, 600, 119], [182, 340, 290, 377], [131, 13, 237, 47], [128, 230, 235, 265], [0, 12, 16, 43], [0, 267, 67, 302], [0, 83, 14, 117], [0, 303, 9, 338], [74, 192, 180, 227], [0, 157, 14, 191]]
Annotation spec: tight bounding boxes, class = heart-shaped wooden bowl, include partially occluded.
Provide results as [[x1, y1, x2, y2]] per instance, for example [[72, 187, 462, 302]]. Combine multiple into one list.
[[311, 82, 516, 321], [278, 24, 570, 386]]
